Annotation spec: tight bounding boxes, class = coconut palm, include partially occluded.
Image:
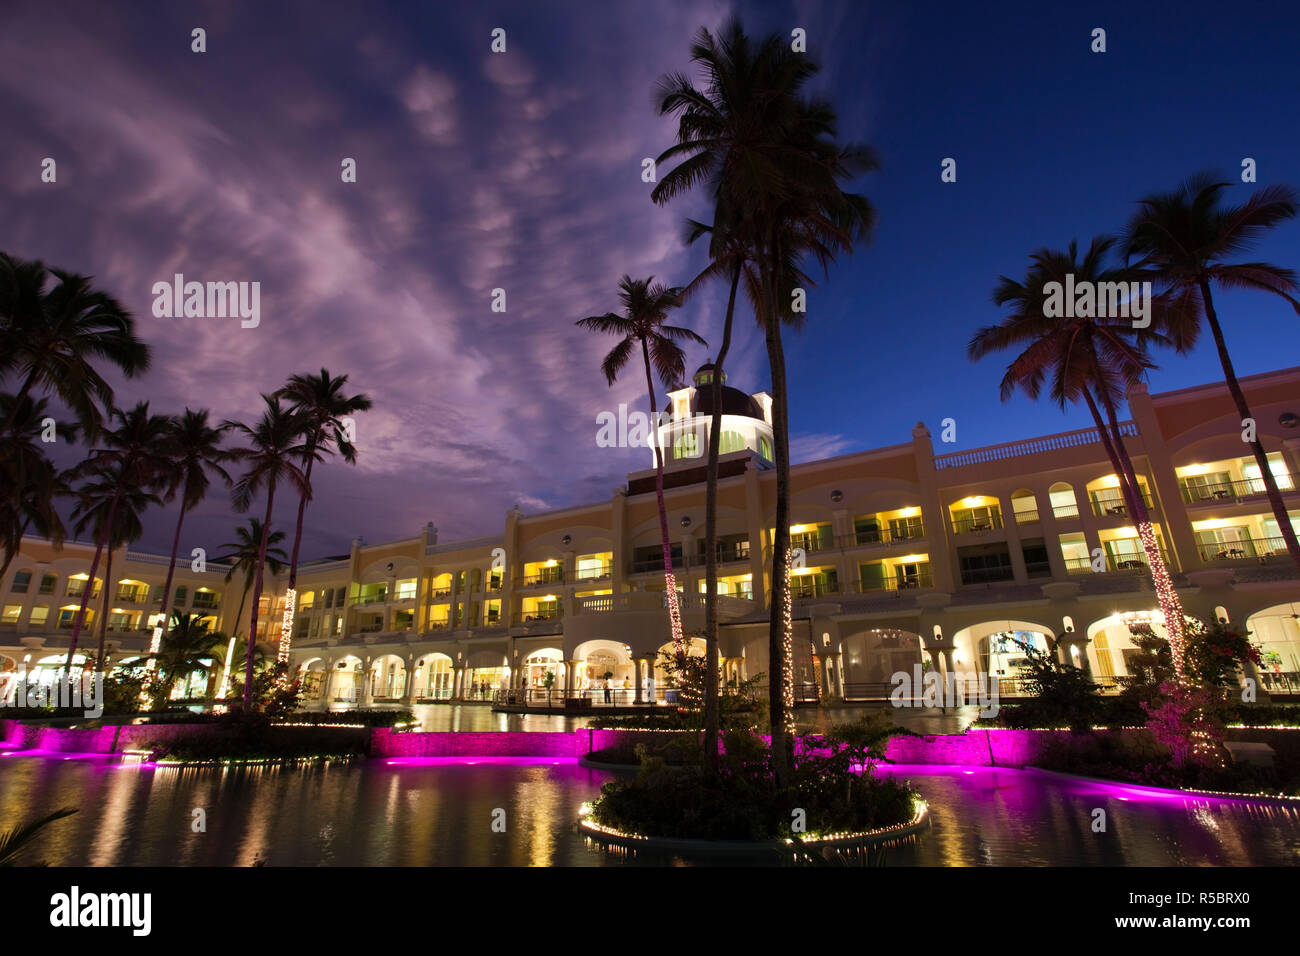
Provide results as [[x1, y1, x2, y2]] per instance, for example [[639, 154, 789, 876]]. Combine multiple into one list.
[[0, 254, 149, 440], [150, 410, 233, 643], [577, 275, 706, 659], [0, 807, 77, 867], [652, 18, 877, 779], [274, 369, 371, 665], [673, 200, 757, 767], [224, 395, 314, 707], [61, 403, 171, 676], [153, 613, 220, 703], [69, 462, 159, 675], [969, 237, 1191, 681], [1123, 173, 1300, 573], [217, 518, 289, 639], [0, 393, 77, 582]]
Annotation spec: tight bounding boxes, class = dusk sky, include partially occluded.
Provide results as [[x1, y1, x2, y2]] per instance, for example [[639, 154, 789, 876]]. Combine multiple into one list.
[[3, 0, 1298, 561]]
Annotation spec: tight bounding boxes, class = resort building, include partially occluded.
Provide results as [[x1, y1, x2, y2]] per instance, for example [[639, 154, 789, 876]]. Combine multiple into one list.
[[3, 363, 1299, 707]]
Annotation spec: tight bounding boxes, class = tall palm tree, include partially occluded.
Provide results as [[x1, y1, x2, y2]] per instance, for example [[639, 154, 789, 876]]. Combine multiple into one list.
[[225, 395, 313, 707], [969, 237, 1190, 682], [217, 518, 289, 639], [0, 393, 76, 582], [0, 254, 149, 440], [1123, 173, 1300, 574], [652, 19, 877, 779], [148, 411, 232, 648], [61, 403, 171, 676], [154, 613, 219, 703], [577, 275, 706, 659], [673, 200, 756, 767], [274, 369, 371, 666], [136, 409, 232, 703], [69, 463, 159, 675]]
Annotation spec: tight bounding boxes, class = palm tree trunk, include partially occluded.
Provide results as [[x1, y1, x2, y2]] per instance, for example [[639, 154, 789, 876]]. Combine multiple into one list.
[[703, 265, 741, 769], [1198, 279, 1300, 574], [94, 547, 113, 678], [1082, 388, 1188, 683], [155, 504, 188, 644], [279, 448, 316, 667], [244, 488, 277, 707], [640, 339, 685, 660], [762, 256, 795, 784], [63, 495, 118, 677]]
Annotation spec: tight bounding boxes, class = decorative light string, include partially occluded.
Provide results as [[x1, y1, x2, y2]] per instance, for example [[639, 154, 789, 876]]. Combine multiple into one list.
[[781, 547, 795, 734]]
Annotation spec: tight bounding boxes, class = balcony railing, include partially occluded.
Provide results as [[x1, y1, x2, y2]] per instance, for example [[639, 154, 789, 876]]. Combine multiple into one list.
[[1065, 550, 1172, 573], [520, 568, 565, 586], [959, 565, 1015, 585], [951, 515, 1004, 535], [1012, 509, 1039, 524], [1051, 503, 1079, 519], [934, 421, 1138, 470], [1089, 494, 1155, 518], [696, 544, 751, 564], [1181, 475, 1296, 504], [1198, 537, 1289, 562], [513, 608, 563, 625], [839, 525, 926, 548], [853, 570, 934, 593], [430, 586, 452, 599], [574, 564, 613, 581], [115, 588, 148, 604], [630, 555, 684, 573], [789, 577, 839, 600]]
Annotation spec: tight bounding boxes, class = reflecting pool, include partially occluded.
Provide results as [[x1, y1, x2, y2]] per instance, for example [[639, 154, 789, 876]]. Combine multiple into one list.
[[1, 753, 1296, 866]]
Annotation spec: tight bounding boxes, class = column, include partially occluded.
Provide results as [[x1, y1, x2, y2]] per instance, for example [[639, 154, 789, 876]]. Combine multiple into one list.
[[829, 653, 844, 697], [404, 655, 419, 704], [633, 657, 644, 704]]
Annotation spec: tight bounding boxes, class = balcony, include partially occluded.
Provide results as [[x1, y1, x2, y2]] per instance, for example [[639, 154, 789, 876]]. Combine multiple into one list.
[[520, 568, 564, 587], [1181, 476, 1295, 505], [115, 588, 148, 604], [1089, 494, 1155, 518], [574, 563, 613, 582], [630, 555, 684, 574], [512, 608, 563, 625], [853, 570, 934, 593], [959, 565, 1015, 586], [430, 586, 452, 600], [1198, 537, 1289, 563], [1065, 550, 1173, 573], [839, 524, 926, 549], [951, 515, 1004, 535], [696, 543, 751, 565], [788, 576, 839, 600], [191, 597, 220, 611]]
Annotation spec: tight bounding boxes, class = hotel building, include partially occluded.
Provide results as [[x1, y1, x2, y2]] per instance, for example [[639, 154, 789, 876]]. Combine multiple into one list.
[[3, 363, 1299, 707]]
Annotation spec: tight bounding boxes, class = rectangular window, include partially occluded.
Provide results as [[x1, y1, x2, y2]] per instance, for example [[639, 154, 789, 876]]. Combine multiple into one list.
[[11, 571, 31, 593], [39, 574, 56, 594], [29, 605, 49, 626], [173, 586, 188, 606], [2, 604, 22, 624]]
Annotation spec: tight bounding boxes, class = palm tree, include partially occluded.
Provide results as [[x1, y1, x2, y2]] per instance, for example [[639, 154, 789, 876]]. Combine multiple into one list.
[[146, 410, 232, 675], [69, 463, 159, 675], [217, 518, 289, 640], [225, 396, 314, 707], [153, 613, 219, 703], [577, 275, 706, 659], [652, 19, 877, 779], [672, 200, 756, 767], [969, 237, 1191, 682], [61, 403, 171, 677], [274, 369, 371, 666], [0, 254, 149, 440], [0, 807, 77, 867], [0, 393, 76, 582], [1123, 173, 1300, 574]]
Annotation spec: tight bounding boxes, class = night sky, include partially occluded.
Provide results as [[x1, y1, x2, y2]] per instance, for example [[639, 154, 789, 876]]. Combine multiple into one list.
[[3, 0, 1299, 560]]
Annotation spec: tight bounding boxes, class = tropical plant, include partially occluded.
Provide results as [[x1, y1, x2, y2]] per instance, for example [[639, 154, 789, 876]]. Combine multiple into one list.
[[1123, 173, 1300, 573], [217, 518, 288, 639], [651, 18, 877, 780], [0, 393, 76, 582], [0, 807, 77, 867], [968, 236, 1190, 680], [225, 395, 314, 707], [0, 253, 149, 440], [61, 403, 171, 676], [577, 275, 705, 659], [153, 613, 220, 703], [274, 369, 371, 666]]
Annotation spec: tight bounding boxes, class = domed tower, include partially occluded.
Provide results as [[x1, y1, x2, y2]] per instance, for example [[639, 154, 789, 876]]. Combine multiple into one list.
[[653, 362, 774, 468]]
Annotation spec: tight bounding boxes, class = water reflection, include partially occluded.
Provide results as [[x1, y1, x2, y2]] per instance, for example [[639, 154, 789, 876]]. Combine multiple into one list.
[[1, 754, 1296, 866]]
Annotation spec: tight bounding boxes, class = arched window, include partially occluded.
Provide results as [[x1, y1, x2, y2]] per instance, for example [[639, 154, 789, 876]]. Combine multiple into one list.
[[673, 432, 700, 460], [758, 436, 773, 461], [720, 430, 745, 454]]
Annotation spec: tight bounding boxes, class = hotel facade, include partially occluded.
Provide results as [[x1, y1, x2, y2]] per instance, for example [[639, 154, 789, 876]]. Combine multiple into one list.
[[3, 363, 1299, 707]]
